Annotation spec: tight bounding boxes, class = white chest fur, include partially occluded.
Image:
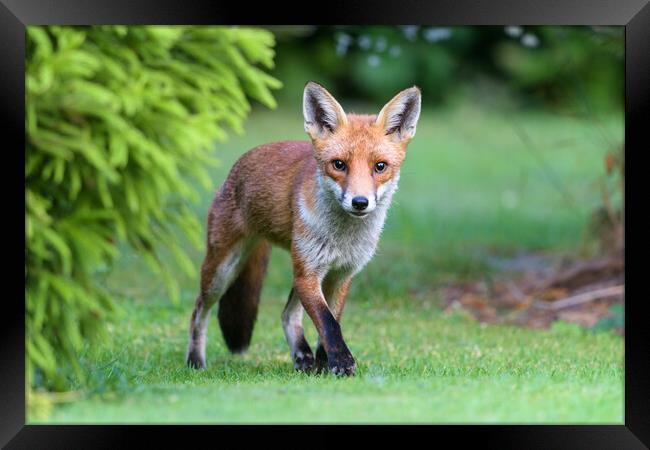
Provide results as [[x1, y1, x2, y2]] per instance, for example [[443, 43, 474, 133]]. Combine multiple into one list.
[[295, 174, 399, 277]]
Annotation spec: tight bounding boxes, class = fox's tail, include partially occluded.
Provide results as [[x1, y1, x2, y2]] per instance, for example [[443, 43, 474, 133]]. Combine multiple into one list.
[[217, 240, 270, 353]]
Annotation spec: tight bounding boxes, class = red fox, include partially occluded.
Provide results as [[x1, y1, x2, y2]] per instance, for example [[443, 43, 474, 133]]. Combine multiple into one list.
[[186, 81, 421, 376]]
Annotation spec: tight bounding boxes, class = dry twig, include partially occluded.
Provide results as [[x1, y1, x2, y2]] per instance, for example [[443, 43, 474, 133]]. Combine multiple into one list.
[[534, 285, 624, 311]]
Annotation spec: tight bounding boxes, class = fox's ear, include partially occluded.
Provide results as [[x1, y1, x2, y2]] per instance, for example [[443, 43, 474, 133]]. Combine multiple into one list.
[[303, 81, 348, 140], [376, 87, 421, 142]]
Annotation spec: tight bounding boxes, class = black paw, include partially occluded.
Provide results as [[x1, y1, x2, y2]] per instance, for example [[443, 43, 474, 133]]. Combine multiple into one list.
[[327, 351, 356, 377], [293, 351, 315, 372], [186, 350, 206, 369], [315, 345, 328, 373]]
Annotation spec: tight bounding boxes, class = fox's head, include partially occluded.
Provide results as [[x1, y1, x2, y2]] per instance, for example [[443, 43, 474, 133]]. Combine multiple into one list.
[[303, 81, 421, 218]]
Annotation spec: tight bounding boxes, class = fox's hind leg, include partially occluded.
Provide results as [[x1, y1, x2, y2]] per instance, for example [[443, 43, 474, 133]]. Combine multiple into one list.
[[186, 231, 254, 369], [282, 288, 315, 372]]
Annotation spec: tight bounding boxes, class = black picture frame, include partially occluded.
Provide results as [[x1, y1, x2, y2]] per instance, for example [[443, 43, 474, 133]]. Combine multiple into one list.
[[4, 1, 648, 447]]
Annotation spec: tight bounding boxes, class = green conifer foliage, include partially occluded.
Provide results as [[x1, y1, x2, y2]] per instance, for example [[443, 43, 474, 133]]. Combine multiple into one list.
[[25, 26, 281, 390]]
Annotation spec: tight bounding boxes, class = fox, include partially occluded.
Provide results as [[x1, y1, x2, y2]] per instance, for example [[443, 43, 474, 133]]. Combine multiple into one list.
[[186, 81, 421, 376]]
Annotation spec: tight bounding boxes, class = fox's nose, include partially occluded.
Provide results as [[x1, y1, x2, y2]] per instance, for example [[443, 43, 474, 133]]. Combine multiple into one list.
[[351, 196, 369, 211]]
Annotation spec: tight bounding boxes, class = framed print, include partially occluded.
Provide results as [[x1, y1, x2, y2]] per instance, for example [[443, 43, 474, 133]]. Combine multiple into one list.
[[3, 0, 649, 447]]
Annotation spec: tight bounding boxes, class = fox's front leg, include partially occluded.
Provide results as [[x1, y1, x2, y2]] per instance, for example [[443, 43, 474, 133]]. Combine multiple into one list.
[[293, 274, 356, 376], [315, 272, 352, 372], [282, 288, 315, 372]]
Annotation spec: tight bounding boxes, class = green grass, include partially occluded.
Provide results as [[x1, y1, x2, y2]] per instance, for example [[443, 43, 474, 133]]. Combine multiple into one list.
[[33, 102, 624, 423]]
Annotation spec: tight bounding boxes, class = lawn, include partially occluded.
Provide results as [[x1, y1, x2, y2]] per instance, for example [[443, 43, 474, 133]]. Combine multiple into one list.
[[33, 102, 624, 423]]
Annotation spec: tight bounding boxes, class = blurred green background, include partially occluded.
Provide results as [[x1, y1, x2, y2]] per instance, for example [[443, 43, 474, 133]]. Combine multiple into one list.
[[26, 26, 624, 423], [269, 26, 622, 112]]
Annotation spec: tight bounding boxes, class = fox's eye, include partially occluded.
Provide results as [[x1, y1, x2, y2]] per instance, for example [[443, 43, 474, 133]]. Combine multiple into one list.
[[333, 160, 346, 171], [375, 162, 387, 173]]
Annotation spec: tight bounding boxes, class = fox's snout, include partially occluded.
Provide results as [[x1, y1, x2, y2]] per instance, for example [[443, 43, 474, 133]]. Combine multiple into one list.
[[341, 190, 377, 217], [351, 196, 368, 211], [322, 175, 379, 217], [342, 192, 375, 217]]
